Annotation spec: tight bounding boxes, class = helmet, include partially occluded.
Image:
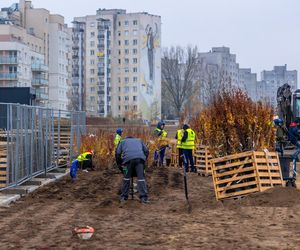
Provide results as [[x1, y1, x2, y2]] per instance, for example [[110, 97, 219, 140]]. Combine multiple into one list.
[[88, 150, 94, 155], [116, 128, 123, 135], [273, 119, 283, 126]]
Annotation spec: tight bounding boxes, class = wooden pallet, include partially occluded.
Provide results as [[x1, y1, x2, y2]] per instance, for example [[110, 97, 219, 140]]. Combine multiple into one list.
[[211, 151, 284, 200], [194, 145, 212, 176], [0, 146, 7, 188]]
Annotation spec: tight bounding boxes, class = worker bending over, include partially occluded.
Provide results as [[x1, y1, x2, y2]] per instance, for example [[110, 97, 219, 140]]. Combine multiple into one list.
[[70, 150, 94, 180], [116, 136, 149, 204]]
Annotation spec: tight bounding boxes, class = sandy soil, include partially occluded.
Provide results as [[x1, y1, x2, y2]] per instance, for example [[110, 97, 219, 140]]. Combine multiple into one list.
[[0, 166, 300, 250]]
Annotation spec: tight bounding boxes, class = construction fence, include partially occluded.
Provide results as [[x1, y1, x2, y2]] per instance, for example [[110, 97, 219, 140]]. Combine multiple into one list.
[[0, 103, 86, 190]]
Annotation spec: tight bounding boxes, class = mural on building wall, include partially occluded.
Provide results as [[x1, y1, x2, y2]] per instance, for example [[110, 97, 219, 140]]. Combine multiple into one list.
[[140, 21, 161, 121], [145, 23, 158, 81]]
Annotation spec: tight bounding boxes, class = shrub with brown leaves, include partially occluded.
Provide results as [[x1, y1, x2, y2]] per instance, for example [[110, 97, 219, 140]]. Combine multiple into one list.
[[80, 126, 157, 168], [191, 89, 275, 157]]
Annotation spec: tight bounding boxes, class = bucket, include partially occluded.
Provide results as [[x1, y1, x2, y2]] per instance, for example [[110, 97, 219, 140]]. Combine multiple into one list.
[[74, 226, 95, 240]]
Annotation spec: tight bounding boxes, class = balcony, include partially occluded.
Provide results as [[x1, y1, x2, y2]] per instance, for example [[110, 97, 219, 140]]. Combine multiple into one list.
[[32, 78, 48, 86], [35, 92, 48, 100], [0, 73, 18, 80], [31, 63, 48, 72], [0, 56, 18, 64]]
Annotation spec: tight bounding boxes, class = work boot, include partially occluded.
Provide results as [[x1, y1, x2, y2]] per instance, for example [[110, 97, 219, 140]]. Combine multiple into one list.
[[140, 198, 150, 204], [119, 197, 127, 208]]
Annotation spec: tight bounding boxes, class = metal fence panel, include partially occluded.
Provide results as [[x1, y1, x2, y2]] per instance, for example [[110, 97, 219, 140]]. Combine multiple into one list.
[[0, 103, 86, 190]]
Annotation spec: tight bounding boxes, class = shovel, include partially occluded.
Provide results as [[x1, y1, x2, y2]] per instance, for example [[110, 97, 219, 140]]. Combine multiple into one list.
[[181, 154, 192, 213]]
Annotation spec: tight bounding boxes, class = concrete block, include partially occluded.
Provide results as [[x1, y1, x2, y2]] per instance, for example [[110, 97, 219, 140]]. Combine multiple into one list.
[[24, 178, 53, 186], [0, 194, 21, 207], [50, 167, 67, 174], [1, 185, 38, 195]]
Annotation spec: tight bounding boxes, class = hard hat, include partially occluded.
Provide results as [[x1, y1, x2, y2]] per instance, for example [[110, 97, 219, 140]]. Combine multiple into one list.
[[116, 128, 123, 134], [88, 150, 94, 155], [273, 118, 283, 126]]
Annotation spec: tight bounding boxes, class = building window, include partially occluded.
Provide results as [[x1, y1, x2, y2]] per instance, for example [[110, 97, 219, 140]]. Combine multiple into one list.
[[118, 59, 121, 64], [133, 86, 137, 92], [133, 49, 137, 54], [118, 40, 121, 46], [91, 87, 95, 92], [125, 105, 128, 111], [125, 58, 129, 64], [118, 31, 121, 36], [90, 69, 95, 74], [118, 50, 121, 55], [118, 105, 121, 110], [133, 20, 138, 25], [118, 77, 121, 83], [90, 41, 95, 47], [90, 60, 95, 65], [125, 40, 129, 46], [133, 67, 138, 73], [124, 30, 129, 36], [118, 87, 121, 92], [90, 50, 95, 55], [125, 49, 129, 55], [118, 21, 121, 26], [125, 68, 129, 73], [124, 20, 129, 26], [125, 77, 129, 83], [133, 105, 137, 111], [90, 78, 95, 83], [133, 29, 138, 36], [124, 96, 129, 101], [91, 32, 95, 37], [90, 96, 95, 101], [133, 77, 138, 82], [90, 22, 95, 27], [133, 58, 138, 64], [133, 39, 138, 45], [133, 96, 137, 101], [124, 86, 129, 93]]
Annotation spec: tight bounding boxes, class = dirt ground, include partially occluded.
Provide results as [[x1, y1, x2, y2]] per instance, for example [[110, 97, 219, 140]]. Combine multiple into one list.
[[0, 166, 300, 250]]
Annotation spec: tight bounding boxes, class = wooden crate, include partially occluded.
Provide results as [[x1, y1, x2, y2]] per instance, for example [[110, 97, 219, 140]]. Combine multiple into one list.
[[211, 151, 284, 200], [194, 145, 212, 176]]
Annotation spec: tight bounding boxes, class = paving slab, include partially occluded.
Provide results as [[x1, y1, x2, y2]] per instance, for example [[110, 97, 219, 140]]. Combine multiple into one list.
[[0, 168, 70, 207]]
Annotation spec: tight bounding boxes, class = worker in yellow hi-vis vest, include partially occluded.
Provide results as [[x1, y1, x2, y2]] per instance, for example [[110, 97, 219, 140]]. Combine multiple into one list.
[[154, 121, 168, 166], [181, 124, 196, 173]]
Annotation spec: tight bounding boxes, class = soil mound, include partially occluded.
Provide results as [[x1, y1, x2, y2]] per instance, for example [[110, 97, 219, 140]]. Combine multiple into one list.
[[227, 187, 300, 207]]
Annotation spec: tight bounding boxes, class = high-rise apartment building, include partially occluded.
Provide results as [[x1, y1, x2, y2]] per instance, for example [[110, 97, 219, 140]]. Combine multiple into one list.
[[72, 9, 161, 120], [0, 0, 71, 109], [197, 47, 298, 106], [198, 47, 241, 88], [259, 65, 297, 106]]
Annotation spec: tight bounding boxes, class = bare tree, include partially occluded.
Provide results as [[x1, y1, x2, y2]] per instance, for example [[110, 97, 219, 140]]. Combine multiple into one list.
[[162, 46, 199, 117]]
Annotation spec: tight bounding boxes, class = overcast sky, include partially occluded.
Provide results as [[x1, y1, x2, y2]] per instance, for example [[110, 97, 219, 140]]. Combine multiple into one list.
[[2, 0, 300, 80]]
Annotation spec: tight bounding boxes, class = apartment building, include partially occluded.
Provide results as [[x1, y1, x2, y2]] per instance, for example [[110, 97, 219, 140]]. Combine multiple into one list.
[[0, 0, 71, 109], [72, 9, 161, 120], [198, 47, 241, 88], [259, 65, 297, 106]]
